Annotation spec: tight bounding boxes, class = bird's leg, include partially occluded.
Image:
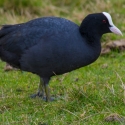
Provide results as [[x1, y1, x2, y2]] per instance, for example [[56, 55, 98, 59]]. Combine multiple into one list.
[[37, 78, 45, 97], [30, 78, 45, 98], [42, 78, 51, 102], [31, 77, 52, 101], [31, 77, 54, 101]]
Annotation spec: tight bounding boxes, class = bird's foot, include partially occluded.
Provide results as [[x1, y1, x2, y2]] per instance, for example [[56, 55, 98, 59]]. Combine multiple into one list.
[[30, 91, 43, 98], [42, 96, 55, 102], [30, 92, 55, 102]]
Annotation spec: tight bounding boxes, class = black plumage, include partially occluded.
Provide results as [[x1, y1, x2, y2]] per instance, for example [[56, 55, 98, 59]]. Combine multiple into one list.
[[0, 12, 122, 101]]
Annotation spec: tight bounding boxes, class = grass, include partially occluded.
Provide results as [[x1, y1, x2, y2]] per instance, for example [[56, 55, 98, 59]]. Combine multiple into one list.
[[0, 0, 125, 124]]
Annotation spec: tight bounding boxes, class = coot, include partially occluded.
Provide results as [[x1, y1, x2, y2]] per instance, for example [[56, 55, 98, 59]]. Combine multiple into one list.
[[0, 12, 122, 101]]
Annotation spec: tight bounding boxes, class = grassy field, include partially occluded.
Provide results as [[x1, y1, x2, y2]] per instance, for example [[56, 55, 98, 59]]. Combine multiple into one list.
[[0, 0, 125, 125]]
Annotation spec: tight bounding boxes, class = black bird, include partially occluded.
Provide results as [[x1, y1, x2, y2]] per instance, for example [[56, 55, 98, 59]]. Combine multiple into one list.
[[0, 12, 122, 101]]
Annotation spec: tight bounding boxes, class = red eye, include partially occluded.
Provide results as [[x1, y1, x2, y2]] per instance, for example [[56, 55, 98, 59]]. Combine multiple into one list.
[[103, 20, 106, 23]]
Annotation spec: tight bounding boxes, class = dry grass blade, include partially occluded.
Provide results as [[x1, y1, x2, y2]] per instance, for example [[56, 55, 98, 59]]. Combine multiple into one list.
[[115, 71, 125, 104]]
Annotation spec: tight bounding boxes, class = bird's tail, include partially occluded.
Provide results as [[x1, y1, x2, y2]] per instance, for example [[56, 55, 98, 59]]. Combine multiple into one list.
[[0, 25, 20, 68], [0, 46, 20, 68]]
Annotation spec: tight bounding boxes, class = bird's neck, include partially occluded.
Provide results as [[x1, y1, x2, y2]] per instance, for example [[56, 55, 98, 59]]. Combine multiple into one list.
[[80, 30, 102, 63]]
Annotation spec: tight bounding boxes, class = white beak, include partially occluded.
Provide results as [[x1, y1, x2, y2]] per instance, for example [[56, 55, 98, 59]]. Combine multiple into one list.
[[109, 25, 123, 36]]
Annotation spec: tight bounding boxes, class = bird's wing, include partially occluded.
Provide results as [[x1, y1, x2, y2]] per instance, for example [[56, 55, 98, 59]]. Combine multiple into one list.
[[0, 22, 52, 56], [0, 17, 78, 57]]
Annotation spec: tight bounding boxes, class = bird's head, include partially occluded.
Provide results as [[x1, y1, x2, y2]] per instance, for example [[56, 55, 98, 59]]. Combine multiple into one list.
[[79, 12, 122, 37], [102, 12, 122, 36]]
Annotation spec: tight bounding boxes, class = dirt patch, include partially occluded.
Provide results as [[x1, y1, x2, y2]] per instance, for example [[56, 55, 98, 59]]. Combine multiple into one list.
[[101, 39, 125, 55], [104, 113, 125, 122]]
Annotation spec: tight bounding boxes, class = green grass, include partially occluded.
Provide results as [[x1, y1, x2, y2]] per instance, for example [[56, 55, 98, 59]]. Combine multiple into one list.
[[0, 0, 125, 124]]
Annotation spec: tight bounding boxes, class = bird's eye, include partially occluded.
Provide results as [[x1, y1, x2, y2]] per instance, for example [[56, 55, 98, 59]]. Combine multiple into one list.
[[103, 20, 106, 23]]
